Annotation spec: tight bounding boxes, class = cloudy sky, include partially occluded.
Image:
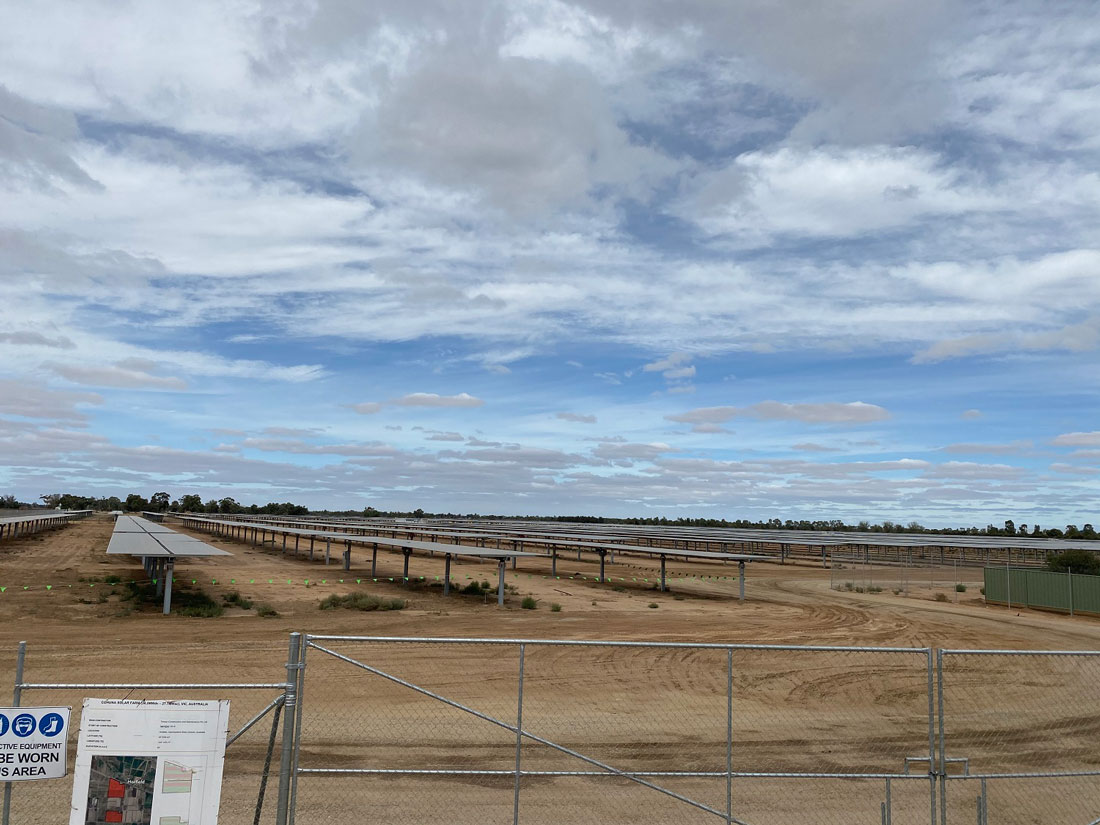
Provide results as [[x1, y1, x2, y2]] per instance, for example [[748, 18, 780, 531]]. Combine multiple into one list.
[[2, 1, 1098, 525]]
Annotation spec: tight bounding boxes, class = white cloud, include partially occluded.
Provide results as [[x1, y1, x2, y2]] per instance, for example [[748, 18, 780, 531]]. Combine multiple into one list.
[[44, 362, 188, 391], [556, 412, 597, 424], [0, 379, 101, 421], [667, 401, 890, 426], [391, 392, 484, 408], [941, 441, 1032, 455], [961, 409, 983, 420], [0, 330, 74, 349], [1051, 431, 1100, 447], [643, 352, 692, 372]]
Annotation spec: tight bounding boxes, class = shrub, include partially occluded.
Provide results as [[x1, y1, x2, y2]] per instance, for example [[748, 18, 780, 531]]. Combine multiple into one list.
[[1046, 550, 1100, 576], [319, 592, 406, 612], [256, 603, 280, 618], [521, 596, 537, 610], [867, 586, 882, 593], [935, 593, 948, 602], [550, 603, 562, 612], [955, 583, 967, 593], [104, 574, 122, 585], [461, 580, 486, 596], [980, 587, 986, 595], [223, 591, 253, 609], [648, 602, 658, 609], [173, 590, 224, 617]]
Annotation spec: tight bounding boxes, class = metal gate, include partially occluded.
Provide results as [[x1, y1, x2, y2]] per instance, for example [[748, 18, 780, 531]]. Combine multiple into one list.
[[287, 636, 937, 824], [936, 649, 1100, 825]]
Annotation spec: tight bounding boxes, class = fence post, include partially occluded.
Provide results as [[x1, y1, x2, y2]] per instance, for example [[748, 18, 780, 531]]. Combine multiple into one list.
[[275, 632, 300, 825], [937, 649, 947, 825], [726, 647, 733, 825], [289, 633, 307, 823], [512, 644, 525, 825], [0, 641, 25, 825], [927, 648, 937, 825], [1068, 569, 1074, 616]]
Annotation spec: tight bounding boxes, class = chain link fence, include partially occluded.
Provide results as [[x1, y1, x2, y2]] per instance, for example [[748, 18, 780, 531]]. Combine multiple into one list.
[[937, 649, 1100, 825], [3, 636, 1098, 824], [0, 639, 294, 825], [289, 637, 937, 825]]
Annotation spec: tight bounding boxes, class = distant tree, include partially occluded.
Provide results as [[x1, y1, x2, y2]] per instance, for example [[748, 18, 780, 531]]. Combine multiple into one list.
[[203, 499, 220, 514], [106, 496, 123, 511], [218, 497, 240, 514], [1018, 524, 1028, 535], [0, 495, 19, 508], [150, 492, 171, 512], [1083, 524, 1097, 539], [1032, 524, 1041, 536], [1047, 550, 1100, 576], [179, 494, 203, 512], [1004, 519, 1015, 536], [39, 493, 62, 508], [124, 493, 149, 512]]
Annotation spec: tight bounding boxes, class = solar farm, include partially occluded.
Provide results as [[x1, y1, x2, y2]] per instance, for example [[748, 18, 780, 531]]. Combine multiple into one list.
[[1, 512, 1098, 824]]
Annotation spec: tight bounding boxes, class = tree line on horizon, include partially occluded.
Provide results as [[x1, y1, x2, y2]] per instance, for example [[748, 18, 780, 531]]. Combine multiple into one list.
[[2, 495, 1095, 539]]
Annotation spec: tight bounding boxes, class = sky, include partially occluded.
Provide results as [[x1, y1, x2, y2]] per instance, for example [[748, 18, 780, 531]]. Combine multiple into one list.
[[1, 0, 1098, 526]]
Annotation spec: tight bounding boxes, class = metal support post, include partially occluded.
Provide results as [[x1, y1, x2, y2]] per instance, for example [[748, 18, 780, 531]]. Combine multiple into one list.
[[162, 560, 174, 615], [512, 644, 525, 825], [660, 555, 667, 592], [325, 539, 330, 565], [738, 561, 745, 602], [156, 559, 165, 597], [274, 633, 300, 825], [1069, 569, 1074, 616], [444, 555, 452, 595], [726, 647, 732, 825], [598, 550, 606, 583], [343, 543, 351, 571], [1, 641, 26, 825], [403, 550, 411, 584], [371, 543, 377, 577], [551, 548, 557, 577], [498, 561, 506, 605]]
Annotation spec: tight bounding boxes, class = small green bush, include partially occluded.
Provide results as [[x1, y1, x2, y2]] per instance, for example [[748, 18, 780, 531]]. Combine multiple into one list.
[[223, 591, 253, 609], [104, 574, 122, 585], [980, 587, 986, 595], [461, 580, 486, 596], [256, 603, 279, 618], [647, 602, 658, 609], [935, 593, 948, 602], [867, 586, 882, 593], [521, 596, 537, 609], [955, 583, 967, 593], [550, 603, 562, 612], [319, 592, 406, 612]]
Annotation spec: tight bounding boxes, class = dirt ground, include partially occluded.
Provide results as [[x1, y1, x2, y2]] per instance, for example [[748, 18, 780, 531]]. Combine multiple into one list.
[[1, 515, 1097, 824]]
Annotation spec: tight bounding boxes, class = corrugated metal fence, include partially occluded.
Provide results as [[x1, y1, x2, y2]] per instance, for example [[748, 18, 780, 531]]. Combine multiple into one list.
[[984, 566, 1100, 616]]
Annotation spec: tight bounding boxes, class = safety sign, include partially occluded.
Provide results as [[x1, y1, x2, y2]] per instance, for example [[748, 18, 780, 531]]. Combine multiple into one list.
[[0, 706, 71, 780]]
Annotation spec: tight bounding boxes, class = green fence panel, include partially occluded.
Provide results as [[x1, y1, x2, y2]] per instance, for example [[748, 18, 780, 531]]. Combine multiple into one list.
[[984, 566, 1100, 615]]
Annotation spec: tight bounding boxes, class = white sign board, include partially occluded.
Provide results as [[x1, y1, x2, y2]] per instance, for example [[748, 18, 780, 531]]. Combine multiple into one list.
[[68, 699, 231, 825], [0, 706, 70, 781]]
